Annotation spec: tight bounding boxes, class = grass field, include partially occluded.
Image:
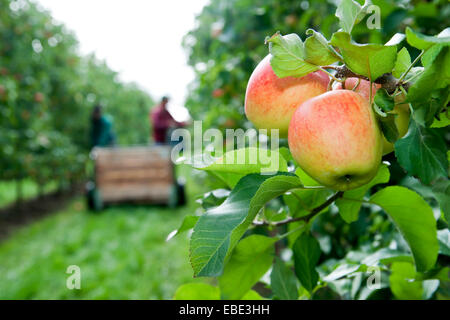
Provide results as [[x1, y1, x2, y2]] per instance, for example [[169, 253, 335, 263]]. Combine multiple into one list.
[[0, 165, 209, 299]]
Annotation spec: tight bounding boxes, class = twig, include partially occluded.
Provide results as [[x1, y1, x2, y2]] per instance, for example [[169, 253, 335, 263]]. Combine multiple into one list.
[[334, 65, 409, 94], [253, 191, 344, 227]]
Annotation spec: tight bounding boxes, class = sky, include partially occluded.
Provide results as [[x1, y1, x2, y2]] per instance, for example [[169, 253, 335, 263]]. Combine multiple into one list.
[[36, 0, 209, 121]]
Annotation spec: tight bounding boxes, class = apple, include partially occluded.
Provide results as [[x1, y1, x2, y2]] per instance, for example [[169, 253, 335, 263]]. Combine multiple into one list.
[[212, 88, 225, 98], [223, 118, 236, 127], [381, 94, 410, 155], [288, 90, 383, 191], [334, 78, 410, 155], [333, 77, 380, 102], [284, 14, 298, 27], [0, 85, 6, 101], [34, 92, 44, 103], [245, 55, 329, 137]]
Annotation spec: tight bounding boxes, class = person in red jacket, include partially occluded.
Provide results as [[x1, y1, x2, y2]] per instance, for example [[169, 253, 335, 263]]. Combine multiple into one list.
[[150, 96, 182, 144]]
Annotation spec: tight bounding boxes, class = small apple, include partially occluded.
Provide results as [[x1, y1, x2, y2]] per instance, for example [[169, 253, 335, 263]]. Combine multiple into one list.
[[223, 118, 236, 128], [284, 14, 298, 27], [245, 55, 329, 137], [288, 90, 383, 191], [34, 92, 44, 103], [334, 78, 410, 155], [211, 26, 223, 39], [212, 88, 225, 98]]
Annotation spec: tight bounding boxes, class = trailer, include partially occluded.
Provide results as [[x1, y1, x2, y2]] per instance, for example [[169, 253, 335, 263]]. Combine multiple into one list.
[[86, 145, 184, 211]]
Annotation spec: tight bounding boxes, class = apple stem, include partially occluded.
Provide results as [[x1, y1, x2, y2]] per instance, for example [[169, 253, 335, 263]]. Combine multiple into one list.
[[351, 78, 361, 91], [318, 66, 345, 83], [327, 78, 335, 91]]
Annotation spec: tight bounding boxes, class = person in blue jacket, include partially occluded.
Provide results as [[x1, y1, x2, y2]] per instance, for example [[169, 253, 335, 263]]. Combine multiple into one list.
[[90, 105, 116, 148]]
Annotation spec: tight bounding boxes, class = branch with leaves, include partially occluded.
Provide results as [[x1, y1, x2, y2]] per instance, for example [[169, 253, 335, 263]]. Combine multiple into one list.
[[173, 0, 450, 301]]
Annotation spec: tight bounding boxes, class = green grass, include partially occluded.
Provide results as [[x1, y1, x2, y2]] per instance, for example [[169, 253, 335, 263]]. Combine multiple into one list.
[[0, 200, 204, 299], [0, 165, 210, 299], [0, 179, 57, 208]]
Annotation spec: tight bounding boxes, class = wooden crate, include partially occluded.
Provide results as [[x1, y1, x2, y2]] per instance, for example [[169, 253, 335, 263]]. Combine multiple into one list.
[[92, 146, 174, 204]]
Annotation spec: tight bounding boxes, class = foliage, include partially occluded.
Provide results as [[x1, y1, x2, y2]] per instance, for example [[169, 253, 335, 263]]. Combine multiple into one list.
[[177, 0, 450, 300], [0, 0, 154, 199]]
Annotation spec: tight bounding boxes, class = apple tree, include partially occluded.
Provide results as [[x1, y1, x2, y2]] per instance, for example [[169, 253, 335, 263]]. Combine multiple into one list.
[[0, 0, 155, 202]]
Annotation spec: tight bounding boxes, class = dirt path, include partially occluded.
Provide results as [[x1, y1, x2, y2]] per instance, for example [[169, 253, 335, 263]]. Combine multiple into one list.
[[0, 186, 82, 242]]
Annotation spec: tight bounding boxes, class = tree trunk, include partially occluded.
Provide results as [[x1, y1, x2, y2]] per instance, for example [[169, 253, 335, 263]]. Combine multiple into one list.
[[16, 178, 23, 208]]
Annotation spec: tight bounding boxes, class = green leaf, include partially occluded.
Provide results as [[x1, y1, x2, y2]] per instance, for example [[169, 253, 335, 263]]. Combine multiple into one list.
[[422, 280, 440, 300], [437, 229, 450, 256], [431, 112, 450, 128], [196, 147, 288, 176], [295, 167, 322, 187], [395, 119, 448, 185], [389, 262, 423, 300], [190, 173, 302, 277], [284, 188, 332, 219], [166, 215, 199, 241], [385, 33, 406, 46], [432, 177, 450, 223], [336, 164, 390, 223], [304, 29, 341, 65], [362, 248, 413, 266], [370, 186, 439, 272], [278, 146, 294, 164], [421, 43, 447, 68], [374, 89, 395, 113], [241, 290, 264, 300], [270, 257, 299, 300], [413, 88, 449, 127], [174, 283, 220, 300], [197, 189, 229, 210], [266, 32, 319, 78], [323, 264, 362, 282], [219, 235, 275, 300], [379, 114, 400, 143], [407, 45, 450, 103], [210, 171, 243, 189], [335, 0, 363, 34], [293, 233, 321, 292], [393, 47, 411, 78], [330, 32, 397, 80], [405, 27, 450, 51], [285, 167, 333, 218]]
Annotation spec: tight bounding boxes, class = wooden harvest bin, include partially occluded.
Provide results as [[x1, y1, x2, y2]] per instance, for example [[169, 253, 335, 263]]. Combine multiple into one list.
[[87, 145, 181, 210]]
